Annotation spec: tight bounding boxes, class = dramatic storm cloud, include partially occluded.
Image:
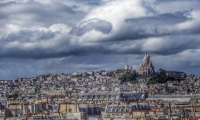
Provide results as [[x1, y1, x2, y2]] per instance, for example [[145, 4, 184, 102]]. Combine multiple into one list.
[[70, 18, 113, 36], [0, 0, 200, 79]]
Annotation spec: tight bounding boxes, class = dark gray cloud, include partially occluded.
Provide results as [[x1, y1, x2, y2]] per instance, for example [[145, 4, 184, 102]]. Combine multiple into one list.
[[0, 0, 87, 28], [152, 0, 200, 13], [74, 0, 102, 6], [0, 48, 84, 59], [2, 30, 56, 42], [1, 0, 200, 79], [70, 18, 113, 36], [154, 0, 200, 4], [125, 12, 188, 26]]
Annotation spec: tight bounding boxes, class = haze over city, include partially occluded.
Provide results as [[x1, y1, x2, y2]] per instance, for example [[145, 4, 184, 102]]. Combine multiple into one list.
[[0, 0, 200, 79]]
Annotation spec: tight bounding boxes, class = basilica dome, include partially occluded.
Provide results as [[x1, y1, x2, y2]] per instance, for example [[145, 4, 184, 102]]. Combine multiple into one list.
[[143, 53, 150, 62]]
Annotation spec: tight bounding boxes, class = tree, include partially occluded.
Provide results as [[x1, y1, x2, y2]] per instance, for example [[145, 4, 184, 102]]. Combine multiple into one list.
[[73, 74, 82, 78], [121, 71, 137, 83], [107, 71, 114, 77], [147, 69, 179, 85], [147, 79, 158, 85]]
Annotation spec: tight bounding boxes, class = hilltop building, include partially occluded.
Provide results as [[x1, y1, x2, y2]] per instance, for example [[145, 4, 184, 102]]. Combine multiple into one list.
[[138, 53, 155, 75], [125, 64, 129, 70]]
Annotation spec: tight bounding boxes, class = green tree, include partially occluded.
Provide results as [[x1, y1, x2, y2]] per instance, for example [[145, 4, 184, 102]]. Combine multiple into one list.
[[73, 74, 82, 78], [107, 71, 114, 77], [147, 69, 182, 85], [121, 71, 137, 83]]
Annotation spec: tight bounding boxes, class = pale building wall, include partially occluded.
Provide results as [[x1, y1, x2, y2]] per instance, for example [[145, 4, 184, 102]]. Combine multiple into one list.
[[59, 104, 67, 113]]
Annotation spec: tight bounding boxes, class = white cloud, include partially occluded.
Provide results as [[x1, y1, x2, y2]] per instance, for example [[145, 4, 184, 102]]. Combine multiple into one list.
[[79, 0, 156, 41], [176, 10, 200, 31], [142, 38, 165, 52]]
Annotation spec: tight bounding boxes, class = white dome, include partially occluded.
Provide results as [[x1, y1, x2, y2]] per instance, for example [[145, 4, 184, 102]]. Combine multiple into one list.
[[143, 53, 150, 62], [143, 55, 149, 61]]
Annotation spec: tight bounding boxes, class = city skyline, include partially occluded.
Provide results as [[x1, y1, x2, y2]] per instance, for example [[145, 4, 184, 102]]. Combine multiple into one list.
[[0, 0, 200, 79]]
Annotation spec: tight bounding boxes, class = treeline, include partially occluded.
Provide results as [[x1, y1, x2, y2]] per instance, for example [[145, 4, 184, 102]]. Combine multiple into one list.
[[121, 71, 138, 83], [147, 69, 182, 85]]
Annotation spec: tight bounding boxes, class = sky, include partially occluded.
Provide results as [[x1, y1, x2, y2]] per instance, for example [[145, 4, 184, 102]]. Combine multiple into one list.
[[0, 0, 200, 79]]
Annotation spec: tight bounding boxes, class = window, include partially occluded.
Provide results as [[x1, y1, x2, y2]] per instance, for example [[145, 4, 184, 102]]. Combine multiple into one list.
[[91, 108, 94, 114], [96, 108, 99, 113], [68, 108, 72, 113]]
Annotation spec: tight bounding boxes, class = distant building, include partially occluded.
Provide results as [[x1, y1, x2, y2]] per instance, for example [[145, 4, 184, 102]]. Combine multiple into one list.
[[72, 72, 80, 76], [125, 64, 129, 70], [41, 90, 66, 96], [138, 53, 155, 75], [87, 71, 94, 76], [166, 71, 186, 78], [100, 70, 107, 76]]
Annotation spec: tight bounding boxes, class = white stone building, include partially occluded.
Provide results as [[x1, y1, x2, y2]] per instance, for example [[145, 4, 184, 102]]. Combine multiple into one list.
[[138, 53, 155, 75], [125, 64, 129, 70]]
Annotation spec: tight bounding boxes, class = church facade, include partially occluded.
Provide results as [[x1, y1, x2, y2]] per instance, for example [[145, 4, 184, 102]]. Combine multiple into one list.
[[138, 53, 155, 75]]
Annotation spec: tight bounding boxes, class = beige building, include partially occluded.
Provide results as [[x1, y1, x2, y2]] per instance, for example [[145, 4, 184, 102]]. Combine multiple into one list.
[[41, 90, 66, 96], [59, 103, 79, 114], [59, 103, 83, 120]]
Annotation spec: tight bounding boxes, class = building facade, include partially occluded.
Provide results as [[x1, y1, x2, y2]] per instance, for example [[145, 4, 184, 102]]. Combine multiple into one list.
[[138, 53, 155, 75]]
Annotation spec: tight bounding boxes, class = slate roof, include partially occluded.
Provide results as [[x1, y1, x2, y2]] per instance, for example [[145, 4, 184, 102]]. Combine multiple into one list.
[[78, 107, 101, 115], [106, 104, 151, 113]]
